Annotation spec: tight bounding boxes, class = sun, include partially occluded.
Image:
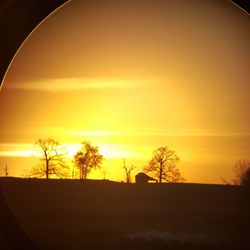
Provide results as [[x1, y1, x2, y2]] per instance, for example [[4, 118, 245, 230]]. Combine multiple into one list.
[[63, 141, 142, 159]]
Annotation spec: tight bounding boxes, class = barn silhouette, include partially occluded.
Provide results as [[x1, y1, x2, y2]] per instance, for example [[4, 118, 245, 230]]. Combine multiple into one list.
[[135, 172, 157, 183]]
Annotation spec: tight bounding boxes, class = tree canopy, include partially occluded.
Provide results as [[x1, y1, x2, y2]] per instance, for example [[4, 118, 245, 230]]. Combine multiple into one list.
[[28, 138, 69, 179], [74, 141, 104, 180], [144, 146, 184, 183], [232, 159, 250, 187]]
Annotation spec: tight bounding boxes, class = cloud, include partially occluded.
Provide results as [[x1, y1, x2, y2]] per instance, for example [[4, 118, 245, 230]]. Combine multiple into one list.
[[67, 130, 121, 137], [0, 141, 143, 159], [5, 77, 145, 91], [0, 143, 34, 157]]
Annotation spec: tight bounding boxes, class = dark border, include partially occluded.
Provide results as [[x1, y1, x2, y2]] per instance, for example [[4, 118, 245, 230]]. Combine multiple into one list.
[[0, 0, 69, 87], [0, 1, 68, 249]]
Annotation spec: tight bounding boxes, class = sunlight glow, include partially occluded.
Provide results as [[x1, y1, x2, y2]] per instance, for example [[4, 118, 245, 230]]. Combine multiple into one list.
[[98, 144, 143, 159], [0, 0, 249, 184], [0, 143, 35, 157], [62, 143, 143, 159]]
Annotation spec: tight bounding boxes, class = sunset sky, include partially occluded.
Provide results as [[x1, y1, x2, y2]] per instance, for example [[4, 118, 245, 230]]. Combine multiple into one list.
[[0, 0, 249, 183]]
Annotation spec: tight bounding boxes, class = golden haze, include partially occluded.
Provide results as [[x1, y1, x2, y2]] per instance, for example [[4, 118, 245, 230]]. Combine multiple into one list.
[[0, 0, 249, 183]]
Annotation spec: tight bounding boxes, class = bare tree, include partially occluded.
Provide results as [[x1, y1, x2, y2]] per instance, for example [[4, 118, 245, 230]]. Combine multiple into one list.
[[29, 138, 69, 179], [100, 166, 108, 180], [123, 159, 136, 183], [4, 165, 8, 177], [220, 177, 231, 185], [144, 146, 184, 183], [74, 141, 104, 180], [232, 159, 250, 186]]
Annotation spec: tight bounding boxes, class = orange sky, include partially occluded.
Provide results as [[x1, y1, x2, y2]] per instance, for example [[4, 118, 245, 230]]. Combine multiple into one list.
[[0, 0, 249, 183]]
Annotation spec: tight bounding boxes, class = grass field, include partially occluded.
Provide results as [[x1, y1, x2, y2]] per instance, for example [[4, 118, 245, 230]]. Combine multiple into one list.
[[1, 178, 249, 249]]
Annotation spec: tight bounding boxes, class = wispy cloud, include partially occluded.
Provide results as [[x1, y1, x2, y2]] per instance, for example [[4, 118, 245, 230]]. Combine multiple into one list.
[[67, 130, 121, 137], [6, 77, 145, 91], [0, 142, 144, 159], [2, 128, 250, 142], [0, 143, 35, 157]]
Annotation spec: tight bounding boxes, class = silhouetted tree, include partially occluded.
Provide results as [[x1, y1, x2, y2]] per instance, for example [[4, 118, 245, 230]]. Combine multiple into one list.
[[220, 177, 231, 185], [100, 166, 108, 180], [74, 141, 104, 180], [144, 146, 184, 183], [4, 165, 8, 177], [29, 138, 69, 179], [232, 159, 250, 187], [123, 159, 136, 183]]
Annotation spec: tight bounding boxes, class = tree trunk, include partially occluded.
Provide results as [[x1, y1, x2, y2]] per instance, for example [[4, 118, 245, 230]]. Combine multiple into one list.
[[83, 169, 87, 179], [46, 160, 49, 179], [159, 163, 163, 183], [126, 172, 129, 183], [80, 167, 82, 180]]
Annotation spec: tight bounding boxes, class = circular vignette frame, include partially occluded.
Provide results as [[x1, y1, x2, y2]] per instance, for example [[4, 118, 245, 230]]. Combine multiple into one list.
[[0, 0, 249, 249]]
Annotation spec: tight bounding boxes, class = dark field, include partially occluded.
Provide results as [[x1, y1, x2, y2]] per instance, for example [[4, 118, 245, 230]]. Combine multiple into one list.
[[1, 178, 250, 250]]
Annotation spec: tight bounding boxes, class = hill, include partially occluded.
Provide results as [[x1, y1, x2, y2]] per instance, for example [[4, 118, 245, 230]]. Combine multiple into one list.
[[0, 178, 249, 249]]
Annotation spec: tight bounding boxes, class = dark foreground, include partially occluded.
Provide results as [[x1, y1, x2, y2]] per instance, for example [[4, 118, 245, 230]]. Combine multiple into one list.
[[1, 178, 250, 250]]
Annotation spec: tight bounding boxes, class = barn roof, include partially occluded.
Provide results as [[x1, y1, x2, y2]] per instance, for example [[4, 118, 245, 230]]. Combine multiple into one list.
[[135, 172, 157, 181]]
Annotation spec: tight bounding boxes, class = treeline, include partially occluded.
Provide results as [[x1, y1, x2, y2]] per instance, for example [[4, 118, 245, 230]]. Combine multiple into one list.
[[24, 138, 250, 187], [25, 138, 185, 183]]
